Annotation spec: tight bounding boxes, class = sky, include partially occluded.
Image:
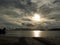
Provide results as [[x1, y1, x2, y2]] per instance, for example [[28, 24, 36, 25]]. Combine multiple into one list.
[[0, 0, 60, 30]]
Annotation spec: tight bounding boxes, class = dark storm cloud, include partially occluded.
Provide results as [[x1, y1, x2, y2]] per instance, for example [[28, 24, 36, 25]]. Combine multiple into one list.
[[0, 0, 37, 13], [0, 15, 20, 29], [0, 0, 36, 29]]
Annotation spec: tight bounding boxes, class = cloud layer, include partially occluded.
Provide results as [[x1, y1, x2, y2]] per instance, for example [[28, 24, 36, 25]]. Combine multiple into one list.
[[0, 0, 60, 29]]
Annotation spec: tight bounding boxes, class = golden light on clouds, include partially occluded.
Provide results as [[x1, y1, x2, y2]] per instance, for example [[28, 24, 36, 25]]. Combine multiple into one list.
[[32, 13, 41, 22], [31, 13, 50, 24]]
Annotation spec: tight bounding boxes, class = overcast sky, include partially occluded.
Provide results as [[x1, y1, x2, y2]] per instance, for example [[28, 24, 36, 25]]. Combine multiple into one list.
[[0, 0, 60, 29]]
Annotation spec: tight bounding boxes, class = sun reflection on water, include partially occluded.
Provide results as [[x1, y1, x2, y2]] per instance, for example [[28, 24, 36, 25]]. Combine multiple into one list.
[[32, 31, 42, 37]]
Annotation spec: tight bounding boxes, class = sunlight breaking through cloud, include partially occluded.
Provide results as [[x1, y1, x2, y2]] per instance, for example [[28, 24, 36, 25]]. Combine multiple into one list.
[[0, 0, 60, 29]]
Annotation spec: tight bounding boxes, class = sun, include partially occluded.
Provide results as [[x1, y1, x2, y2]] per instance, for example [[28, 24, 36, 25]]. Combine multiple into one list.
[[32, 13, 41, 22]]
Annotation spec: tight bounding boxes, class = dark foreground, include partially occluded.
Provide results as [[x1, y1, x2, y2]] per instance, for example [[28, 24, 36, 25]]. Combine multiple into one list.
[[0, 36, 60, 45], [0, 30, 60, 45]]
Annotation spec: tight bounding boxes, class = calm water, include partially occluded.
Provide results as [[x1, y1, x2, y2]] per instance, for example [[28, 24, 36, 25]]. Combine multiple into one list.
[[3, 30, 60, 37], [0, 30, 60, 45]]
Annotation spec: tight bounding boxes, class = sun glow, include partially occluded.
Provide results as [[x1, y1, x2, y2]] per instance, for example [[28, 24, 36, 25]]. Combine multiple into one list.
[[33, 31, 41, 37], [32, 13, 41, 22]]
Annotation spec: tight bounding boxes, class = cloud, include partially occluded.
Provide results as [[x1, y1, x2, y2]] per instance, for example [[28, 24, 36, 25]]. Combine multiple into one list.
[[31, 0, 60, 29], [0, 0, 60, 29]]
